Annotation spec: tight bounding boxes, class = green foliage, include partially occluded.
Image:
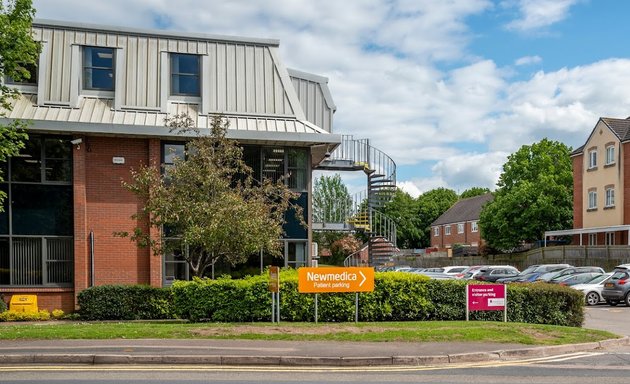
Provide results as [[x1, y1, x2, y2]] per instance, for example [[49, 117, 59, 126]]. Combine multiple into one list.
[[480, 139, 573, 250], [51, 309, 65, 319], [0, 309, 50, 322], [118, 114, 298, 277], [460, 187, 491, 199], [383, 189, 423, 248], [77, 285, 174, 320], [0, 297, 7, 312], [170, 271, 582, 326], [0, 0, 38, 208], [417, 188, 458, 247], [313, 174, 352, 223]]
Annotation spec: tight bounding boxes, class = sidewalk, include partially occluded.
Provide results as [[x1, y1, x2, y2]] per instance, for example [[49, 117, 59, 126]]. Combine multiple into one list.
[[1, 337, 628, 366]]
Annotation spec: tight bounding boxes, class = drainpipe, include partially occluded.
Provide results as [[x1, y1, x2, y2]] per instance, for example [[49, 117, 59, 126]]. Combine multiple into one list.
[[89, 231, 95, 287]]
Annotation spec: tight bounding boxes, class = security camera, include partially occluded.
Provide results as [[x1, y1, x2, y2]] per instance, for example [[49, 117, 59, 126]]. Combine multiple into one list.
[[70, 138, 82, 145]]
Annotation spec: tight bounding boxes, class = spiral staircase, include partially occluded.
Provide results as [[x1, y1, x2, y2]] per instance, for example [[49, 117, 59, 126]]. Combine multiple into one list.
[[313, 135, 398, 267]]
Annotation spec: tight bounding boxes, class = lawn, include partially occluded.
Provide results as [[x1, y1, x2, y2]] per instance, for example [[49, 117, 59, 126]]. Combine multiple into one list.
[[0, 321, 618, 345]]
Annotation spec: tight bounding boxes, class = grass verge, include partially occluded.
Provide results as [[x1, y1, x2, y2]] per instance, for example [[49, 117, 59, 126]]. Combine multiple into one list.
[[0, 321, 618, 345]]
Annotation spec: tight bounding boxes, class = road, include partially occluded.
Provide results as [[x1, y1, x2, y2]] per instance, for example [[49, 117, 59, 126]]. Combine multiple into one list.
[[2, 351, 630, 383]]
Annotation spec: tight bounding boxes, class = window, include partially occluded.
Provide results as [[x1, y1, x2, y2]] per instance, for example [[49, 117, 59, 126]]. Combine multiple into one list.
[[287, 149, 308, 191], [588, 190, 597, 210], [83, 46, 115, 91], [588, 233, 597, 246], [171, 53, 200, 96], [5, 62, 38, 86], [434, 227, 440, 237], [588, 149, 597, 169], [606, 232, 615, 246], [606, 145, 615, 165], [471, 221, 478, 232], [445, 225, 451, 236], [605, 187, 615, 208], [457, 223, 464, 234]]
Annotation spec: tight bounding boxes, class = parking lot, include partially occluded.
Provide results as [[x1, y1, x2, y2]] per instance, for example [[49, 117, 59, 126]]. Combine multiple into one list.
[[584, 305, 630, 336]]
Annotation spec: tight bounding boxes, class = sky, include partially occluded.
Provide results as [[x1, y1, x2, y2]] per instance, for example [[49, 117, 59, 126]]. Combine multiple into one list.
[[33, 0, 630, 197]]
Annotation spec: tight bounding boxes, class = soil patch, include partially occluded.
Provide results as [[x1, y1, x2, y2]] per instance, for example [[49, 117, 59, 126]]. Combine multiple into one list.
[[190, 325, 394, 337]]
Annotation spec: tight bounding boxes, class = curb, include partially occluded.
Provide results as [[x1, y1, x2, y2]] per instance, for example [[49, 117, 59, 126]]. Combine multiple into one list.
[[1, 337, 628, 367]]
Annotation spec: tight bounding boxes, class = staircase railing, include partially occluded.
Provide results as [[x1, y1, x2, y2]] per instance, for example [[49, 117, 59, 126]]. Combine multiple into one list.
[[327, 135, 396, 187]]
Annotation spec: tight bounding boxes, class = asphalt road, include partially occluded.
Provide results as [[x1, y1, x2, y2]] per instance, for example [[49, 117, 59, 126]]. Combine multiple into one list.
[[584, 305, 630, 335]]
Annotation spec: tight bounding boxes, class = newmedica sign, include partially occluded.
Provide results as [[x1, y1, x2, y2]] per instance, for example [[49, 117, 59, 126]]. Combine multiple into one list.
[[298, 267, 375, 293]]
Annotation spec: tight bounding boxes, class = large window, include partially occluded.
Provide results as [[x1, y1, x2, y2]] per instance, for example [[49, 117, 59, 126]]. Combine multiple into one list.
[[83, 47, 115, 91], [171, 54, 200, 96], [0, 136, 73, 287]]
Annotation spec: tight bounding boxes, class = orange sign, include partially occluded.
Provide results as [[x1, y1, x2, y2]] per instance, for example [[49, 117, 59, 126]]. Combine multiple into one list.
[[298, 267, 375, 293], [269, 266, 280, 293]]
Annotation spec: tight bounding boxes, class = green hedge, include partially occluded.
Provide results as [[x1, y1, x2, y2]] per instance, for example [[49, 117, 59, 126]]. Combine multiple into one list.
[[78, 285, 173, 320], [170, 271, 584, 326]]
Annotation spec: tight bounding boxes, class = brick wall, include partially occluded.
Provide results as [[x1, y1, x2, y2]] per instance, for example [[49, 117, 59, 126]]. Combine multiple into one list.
[[431, 222, 482, 250]]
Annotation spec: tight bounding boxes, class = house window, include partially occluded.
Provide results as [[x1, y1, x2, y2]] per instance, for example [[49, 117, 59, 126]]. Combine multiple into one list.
[[588, 149, 597, 169], [588, 190, 597, 210], [171, 53, 200, 96], [83, 46, 115, 91], [457, 223, 464, 234], [287, 148, 308, 191], [434, 227, 440, 237], [606, 145, 615, 165], [606, 232, 615, 246], [605, 187, 615, 208], [471, 221, 478, 232], [588, 233, 597, 246], [5, 62, 38, 86], [445, 225, 451, 236]]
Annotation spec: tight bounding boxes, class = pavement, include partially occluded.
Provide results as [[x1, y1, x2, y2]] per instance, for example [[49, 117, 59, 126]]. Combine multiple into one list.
[[0, 332, 628, 367]]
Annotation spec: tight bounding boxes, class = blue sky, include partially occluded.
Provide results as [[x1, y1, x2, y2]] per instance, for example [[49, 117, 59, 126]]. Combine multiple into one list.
[[34, 0, 630, 196]]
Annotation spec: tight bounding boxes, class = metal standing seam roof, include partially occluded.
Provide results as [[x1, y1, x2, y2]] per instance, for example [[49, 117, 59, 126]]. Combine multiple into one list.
[[431, 193, 494, 226], [2, 94, 336, 142]]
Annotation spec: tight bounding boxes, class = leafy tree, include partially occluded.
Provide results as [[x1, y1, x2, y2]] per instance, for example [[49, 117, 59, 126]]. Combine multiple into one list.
[[417, 188, 458, 247], [312, 174, 352, 223], [118, 114, 299, 277], [460, 187, 491, 199], [479, 138, 573, 251], [0, 0, 39, 208], [329, 235, 362, 265], [383, 188, 423, 249]]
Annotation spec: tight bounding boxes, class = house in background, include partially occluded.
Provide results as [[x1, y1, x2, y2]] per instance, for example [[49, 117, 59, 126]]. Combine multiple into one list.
[[430, 193, 493, 255], [546, 117, 630, 245], [0, 19, 341, 312]]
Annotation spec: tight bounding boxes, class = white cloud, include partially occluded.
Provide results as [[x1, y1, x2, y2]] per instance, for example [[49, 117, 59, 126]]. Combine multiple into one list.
[[515, 55, 542, 66], [504, 0, 580, 32], [397, 181, 423, 198]]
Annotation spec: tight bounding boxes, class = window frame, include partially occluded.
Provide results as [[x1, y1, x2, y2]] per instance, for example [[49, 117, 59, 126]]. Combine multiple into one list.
[[588, 190, 597, 210], [605, 187, 615, 208], [605, 145, 615, 165], [82, 46, 115, 93], [588, 149, 597, 169], [4, 61, 38, 94], [445, 225, 451, 236], [170, 53, 201, 98], [434, 226, 440, 237], [471, 221, 478, 233], [457, 223, 464, 234]]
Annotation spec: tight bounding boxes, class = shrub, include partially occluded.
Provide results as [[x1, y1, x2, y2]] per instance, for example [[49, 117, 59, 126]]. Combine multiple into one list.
[[78, 285, 174, 320], [52, 309, 65, 319], [0, 296, 7, 313], [0, 310, 50, 322]]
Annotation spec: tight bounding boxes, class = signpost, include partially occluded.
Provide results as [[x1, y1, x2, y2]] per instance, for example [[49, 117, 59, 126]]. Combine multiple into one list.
[[298, 267, 375, 323], [269, 266, 280, 323], [466, 284, 507, 322]]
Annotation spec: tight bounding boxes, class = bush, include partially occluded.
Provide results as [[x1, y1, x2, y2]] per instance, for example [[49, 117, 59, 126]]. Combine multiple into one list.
[[0, 310, 51, 322], [78, 285, 174, 320], [170, 270, 583, 326], [52, 309, 65, 319], [0, 296, 7, 313]]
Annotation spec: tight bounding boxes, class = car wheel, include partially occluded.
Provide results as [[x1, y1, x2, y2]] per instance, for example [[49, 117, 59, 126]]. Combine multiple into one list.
[[625, 293, 630, 307], [607, 300, 619, 306], [586, 292, 600, 306]]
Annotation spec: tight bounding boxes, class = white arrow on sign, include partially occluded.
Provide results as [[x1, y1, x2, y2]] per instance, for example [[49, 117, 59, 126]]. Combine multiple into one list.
[[359, 271, 366, 287]]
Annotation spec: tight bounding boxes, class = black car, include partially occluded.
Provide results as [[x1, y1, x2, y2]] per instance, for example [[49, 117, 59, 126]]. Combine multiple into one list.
[[474, 266, 519, 282], [602, 264, 630, 306]]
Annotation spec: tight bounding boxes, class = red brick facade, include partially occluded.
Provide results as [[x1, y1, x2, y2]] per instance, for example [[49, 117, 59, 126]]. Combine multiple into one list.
[[431, 221, 483, 250]]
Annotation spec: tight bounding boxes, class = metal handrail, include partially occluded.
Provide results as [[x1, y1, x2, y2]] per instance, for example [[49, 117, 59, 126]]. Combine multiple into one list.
[[328, 135, 396, 184]]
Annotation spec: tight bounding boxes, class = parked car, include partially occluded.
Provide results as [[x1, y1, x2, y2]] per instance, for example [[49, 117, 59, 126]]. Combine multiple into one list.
[[423, 266, 468, 276], [555, 272, 606, 287], [572, 273, 613, 306], [474, 266, 519, 282], [455, 265, 484, 280], [507, 272, 547, 283], [539, 266, 605, 283], [602, 264, 630, 306], [498, 264, 571, 283]]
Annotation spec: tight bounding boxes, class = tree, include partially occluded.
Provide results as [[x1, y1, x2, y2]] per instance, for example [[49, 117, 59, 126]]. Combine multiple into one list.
[[118, 114, 299, 277], [382, 188, 423, 249], [312, 174, 352, 223], [479, 138, 573, 251], [0, 0, 39, 208], [460, 187, 490, 199], [417, 188, 458, 247]]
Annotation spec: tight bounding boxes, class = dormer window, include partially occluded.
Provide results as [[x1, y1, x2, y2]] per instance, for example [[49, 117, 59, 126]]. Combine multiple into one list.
[[83, 47, 115, 91]]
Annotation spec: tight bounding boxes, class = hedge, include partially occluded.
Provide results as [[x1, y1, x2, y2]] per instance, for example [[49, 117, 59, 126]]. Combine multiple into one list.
[[77, 284, 173, 320], [170, 270, 584, 326], [77, 271, 585, 327]]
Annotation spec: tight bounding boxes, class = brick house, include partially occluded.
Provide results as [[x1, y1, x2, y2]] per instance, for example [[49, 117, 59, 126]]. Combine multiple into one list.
[[546, 117, 630, 245], [430, 193, 493, 253], [0, 20, 340, 311]]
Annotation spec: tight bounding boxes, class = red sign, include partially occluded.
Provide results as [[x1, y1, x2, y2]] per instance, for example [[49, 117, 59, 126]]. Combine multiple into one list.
[[467, 284, 506, 311]]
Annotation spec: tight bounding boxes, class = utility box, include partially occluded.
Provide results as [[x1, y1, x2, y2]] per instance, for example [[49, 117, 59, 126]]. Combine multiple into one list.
[[9, 295, 38, 313]]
